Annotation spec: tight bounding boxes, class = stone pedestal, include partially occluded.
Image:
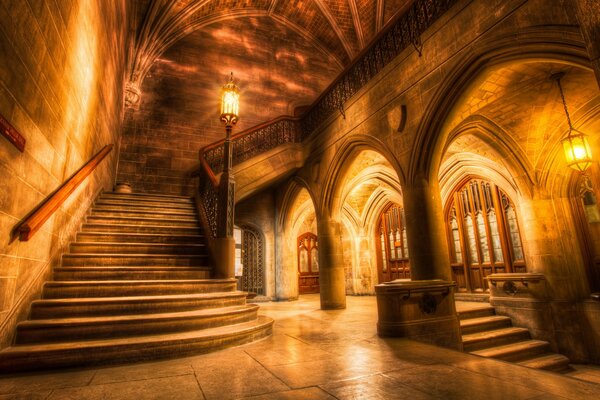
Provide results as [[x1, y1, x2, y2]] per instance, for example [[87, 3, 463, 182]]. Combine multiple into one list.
[[214, 237, 235, 279], [375, 279, 462, 350], [488, 273, 556, 346]]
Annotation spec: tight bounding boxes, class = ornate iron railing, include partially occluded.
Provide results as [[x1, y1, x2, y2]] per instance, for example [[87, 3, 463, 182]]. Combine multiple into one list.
[[301, 0, 457, 137], [204, 116, 301, 175], [198, 116, 300, 239], [197, 0, 458, 240]]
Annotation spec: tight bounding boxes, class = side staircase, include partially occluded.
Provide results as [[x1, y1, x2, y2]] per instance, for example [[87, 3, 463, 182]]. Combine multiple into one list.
[[459, 304, 570, 372], [0, 192, 273, 372]]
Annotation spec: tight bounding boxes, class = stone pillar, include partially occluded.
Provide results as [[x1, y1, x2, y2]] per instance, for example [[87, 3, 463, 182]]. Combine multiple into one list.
[[317, 215, 346, 309], [402, 177, 451, 281], [374, 176, 461, 349], [516, 195, 589, 361], [572, 0, 600, 88], [518, 196, 588, 300]]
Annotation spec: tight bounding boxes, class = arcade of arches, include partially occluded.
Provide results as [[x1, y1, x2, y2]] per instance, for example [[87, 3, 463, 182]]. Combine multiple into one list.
[[2, 0, 600, 379]]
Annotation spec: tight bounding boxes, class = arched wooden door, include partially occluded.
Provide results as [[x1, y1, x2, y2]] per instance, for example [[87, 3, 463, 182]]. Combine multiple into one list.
[[298, 232, 319, 294], [375, 203, 410, 283], [446, 179, 526, 292]]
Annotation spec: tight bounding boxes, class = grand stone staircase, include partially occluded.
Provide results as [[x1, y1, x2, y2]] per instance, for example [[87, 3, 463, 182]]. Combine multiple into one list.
[[459, 304, 570, 372], [0, 192, 273, 372]]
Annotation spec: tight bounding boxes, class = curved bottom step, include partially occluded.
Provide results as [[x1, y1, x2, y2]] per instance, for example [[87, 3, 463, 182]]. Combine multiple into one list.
[[0, 316, 273, 373]]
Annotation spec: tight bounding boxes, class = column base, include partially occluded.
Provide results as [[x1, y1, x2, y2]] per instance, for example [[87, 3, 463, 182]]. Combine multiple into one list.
[[213, 237, 235, 279], [375, 279, 461, 350]]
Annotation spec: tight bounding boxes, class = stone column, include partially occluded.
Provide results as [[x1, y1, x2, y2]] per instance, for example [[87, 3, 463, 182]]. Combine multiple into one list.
[[374, 176, 461, 349], [402, 176, 451, 281], [514, 194, 589, 361], [572, 0, 600, 88], [317, 215, 346, 309], [518, 196, 589, 300]]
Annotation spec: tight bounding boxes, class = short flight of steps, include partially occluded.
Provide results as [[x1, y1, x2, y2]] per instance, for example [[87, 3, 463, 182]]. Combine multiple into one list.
[[0, 192, 273, 373], [459, 304, 570, 372]]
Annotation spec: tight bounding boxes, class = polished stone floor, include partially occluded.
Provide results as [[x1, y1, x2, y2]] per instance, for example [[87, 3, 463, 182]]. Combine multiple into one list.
[[1, 294, 600, 399]]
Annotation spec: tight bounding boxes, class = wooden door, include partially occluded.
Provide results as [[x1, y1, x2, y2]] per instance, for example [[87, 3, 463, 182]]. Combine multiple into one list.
[[298, 232, 319, 294], [376, 204, 410, 283]]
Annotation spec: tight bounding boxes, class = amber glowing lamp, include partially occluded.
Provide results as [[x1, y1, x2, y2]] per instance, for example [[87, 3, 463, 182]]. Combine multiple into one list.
[[220, 72, 239, 128], [553, 72, 593, 173]]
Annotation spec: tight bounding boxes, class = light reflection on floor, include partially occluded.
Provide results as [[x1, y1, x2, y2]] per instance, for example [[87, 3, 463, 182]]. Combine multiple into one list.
[[0, 294, 599, 399]]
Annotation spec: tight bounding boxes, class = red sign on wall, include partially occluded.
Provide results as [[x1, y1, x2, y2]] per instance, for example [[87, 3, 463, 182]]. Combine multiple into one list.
[[0, 114, 26, 152]]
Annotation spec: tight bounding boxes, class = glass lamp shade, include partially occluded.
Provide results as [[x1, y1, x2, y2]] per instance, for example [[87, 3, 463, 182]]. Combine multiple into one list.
[[220, 75, 239, 126], [562, 128, 593, 172]]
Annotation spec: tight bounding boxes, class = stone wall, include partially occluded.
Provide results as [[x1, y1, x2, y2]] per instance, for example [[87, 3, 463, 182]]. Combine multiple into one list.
[[0, 0, 128, 347]]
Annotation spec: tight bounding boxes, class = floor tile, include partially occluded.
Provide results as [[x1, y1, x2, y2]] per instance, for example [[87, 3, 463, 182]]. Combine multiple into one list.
[[320, 373, 438, 400], [192, 351, 289, 399], [240, 386, 335, 400], [47, 375, 203, 400], [0, 369, 94, 395], [91, 358, 194, 385]]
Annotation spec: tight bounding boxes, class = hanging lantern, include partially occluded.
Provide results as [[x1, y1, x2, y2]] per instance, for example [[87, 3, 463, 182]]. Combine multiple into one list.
[[220, 72, 239, 127], [561, 128, 593, 172], [554, 72, 593, 172]]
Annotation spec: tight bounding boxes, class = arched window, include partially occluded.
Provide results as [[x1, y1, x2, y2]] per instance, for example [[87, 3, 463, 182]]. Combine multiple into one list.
[[376, 203, 410, 283], [446, 179, 525, 292], [298, 232, 319, 294]]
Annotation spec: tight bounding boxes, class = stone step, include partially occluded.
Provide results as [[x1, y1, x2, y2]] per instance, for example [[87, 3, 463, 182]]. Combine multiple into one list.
[[42, 279, 237, 299], [101, 192, 193, 203], [54, 266, 212, 281], [470, 340, 550, 362], [518, 353, 571, 372], [69, 242, 207, 255], [62, 253, 209, 267], [460, 315, 512, 335], [457, 306, 496, 320], [30, 292, 249, 319], [76, 232, 204, 244], [462, 327, 531, 352], [90, 208, 197, 220], [95, 198, 196, 211], [86, 215, 199, 227], [80, 223, 202, 235], [16, 305, 259, 344], [0, 316, 273, 372]]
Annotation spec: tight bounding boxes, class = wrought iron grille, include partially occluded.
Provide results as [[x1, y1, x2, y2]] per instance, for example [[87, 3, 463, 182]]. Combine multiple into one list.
[[199, 172, 219, 239], [205, 118, 300, 174], [241, 225, 265, 295]]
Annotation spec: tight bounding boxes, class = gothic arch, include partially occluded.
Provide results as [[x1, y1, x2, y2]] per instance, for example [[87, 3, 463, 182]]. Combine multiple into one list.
[[320, 135, 405, 220], [410, 26, 591, 186], [442, 114, 535, 197], [275, 177, 319, 300]]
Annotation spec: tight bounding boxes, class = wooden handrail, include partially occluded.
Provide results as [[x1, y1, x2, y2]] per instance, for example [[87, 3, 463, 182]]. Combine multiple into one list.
[[199, 156, 219, 188], [14, 144, 114, 241]]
